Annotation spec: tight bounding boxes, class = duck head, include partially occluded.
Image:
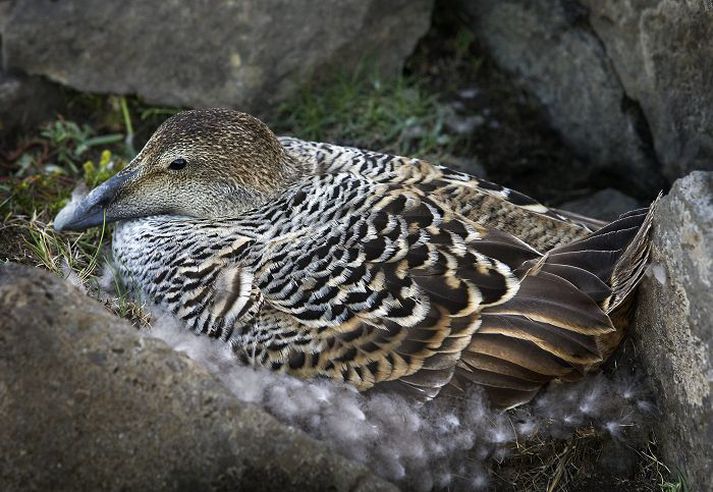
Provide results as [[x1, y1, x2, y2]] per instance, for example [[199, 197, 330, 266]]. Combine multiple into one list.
[[54, 108, 301, 231]]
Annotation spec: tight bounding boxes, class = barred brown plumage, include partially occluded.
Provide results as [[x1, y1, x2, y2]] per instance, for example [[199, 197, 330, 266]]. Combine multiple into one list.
[[55, 108, 657, 408]]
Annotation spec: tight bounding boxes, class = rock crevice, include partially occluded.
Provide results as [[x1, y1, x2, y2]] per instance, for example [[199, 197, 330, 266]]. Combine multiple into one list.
[[460, 0, 712, 193]]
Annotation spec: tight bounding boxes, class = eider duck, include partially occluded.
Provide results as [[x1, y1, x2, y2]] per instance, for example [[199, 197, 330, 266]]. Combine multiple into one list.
[[54, 108, 656, 408]]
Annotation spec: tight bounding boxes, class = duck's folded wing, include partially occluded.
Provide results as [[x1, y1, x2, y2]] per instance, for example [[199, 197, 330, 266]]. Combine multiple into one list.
[[280, 137, 597, 251], [549, 207, 607, 231], [451, 205, 656, 409], [245, 182, 637, 405], [251, 187, 537, 399]]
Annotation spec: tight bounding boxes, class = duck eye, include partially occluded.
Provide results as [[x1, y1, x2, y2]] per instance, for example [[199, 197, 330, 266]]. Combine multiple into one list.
[[168, 158, 187, 171]]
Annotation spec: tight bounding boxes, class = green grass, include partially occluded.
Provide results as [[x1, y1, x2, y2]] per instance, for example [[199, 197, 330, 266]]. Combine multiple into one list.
[[273, 71, 462, 161], [24, 218, 105, 278], [0, 95, 156, 326], [660, 478, 688, 492]]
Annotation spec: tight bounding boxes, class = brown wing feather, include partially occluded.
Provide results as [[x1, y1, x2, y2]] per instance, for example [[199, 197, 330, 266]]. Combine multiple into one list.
[[551, 207, 608, 231], [247, 183, 531, 398], [280, 138, 597, 251], [485, 271, 615, 334], [214, 168, 655, 408], [456, 201, 656, 408]]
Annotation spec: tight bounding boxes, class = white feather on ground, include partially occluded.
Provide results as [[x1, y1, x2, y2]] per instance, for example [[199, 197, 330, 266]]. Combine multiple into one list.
[[61, 259, 87, 295], [143, 308, 656, 491], [95, 262, 655, 489]]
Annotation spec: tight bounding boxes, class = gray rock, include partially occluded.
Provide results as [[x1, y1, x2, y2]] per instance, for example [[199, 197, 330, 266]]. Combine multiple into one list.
[[559, 188, 641, 221], [0, 263, 396, 492], [1, 0, 433, 112], [461, 0, 665, 195], [633, 171, 713, 487], [582, 0, 713, 182], [0, 71, 63, 134], [0, 5, 64, 133]]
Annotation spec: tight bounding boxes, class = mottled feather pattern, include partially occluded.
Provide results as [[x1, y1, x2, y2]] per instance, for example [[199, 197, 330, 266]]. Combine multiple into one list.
[[280, 137, 598, 251], [109, 121, 654, 408], [115, 172, 527, 398]]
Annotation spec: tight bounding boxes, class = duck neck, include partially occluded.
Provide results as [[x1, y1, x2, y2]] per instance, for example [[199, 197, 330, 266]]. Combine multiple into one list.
[[278, 151, 311, 184], [212, 152, 308, 218]]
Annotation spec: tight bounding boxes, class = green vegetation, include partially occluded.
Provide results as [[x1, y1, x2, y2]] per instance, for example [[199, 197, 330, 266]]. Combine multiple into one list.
[[274, 72, 462, 161], [0, 96, 151, 323], [39, 120, 124, 174], [660, 476, 688, 492]]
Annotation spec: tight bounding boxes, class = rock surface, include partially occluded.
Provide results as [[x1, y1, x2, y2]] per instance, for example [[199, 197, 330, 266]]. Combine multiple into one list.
[[560, 188, 641, 221], [0, 70, 63, 134], [583, 0, 713, 183], [461, 0, 664, 196], [461, 0, 713, 193], [0, 263, 395, 492], [1, 0, 432, 112], [633, 171, 713, 488]]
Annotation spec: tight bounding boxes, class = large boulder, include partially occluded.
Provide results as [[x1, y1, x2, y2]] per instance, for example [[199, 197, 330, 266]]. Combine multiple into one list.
[[0, 263, 395, 492], [460, 0, 713, 193], [0, 0, 433, 112], [633, 171, 713, 487], [461, 0, 664, 196], [582, 0, 713, 183]]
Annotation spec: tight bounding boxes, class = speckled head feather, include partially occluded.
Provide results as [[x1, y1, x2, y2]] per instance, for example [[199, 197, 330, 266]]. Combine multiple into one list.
[[54, 108, 658, 408], [54, 109, 306, 230], [123, 108, 309, 216], [142, 108, 299, 191]]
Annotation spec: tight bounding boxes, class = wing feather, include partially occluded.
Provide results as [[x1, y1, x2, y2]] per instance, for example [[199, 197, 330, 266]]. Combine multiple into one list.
[[247, 178, 528, 397]]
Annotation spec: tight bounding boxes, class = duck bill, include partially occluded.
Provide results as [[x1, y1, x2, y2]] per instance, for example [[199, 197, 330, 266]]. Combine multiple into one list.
[[53, 168, 137, 232]]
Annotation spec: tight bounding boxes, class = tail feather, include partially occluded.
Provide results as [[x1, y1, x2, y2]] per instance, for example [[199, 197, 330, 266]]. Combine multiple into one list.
[[486, 270, 615, 334], [543, 198, 658, 313], [607, 198, 659, 312], [538, 263, 611, 304], [546, 220, 644, 283], [477, 313, 603, 364], [456, 199, 658, 408]]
